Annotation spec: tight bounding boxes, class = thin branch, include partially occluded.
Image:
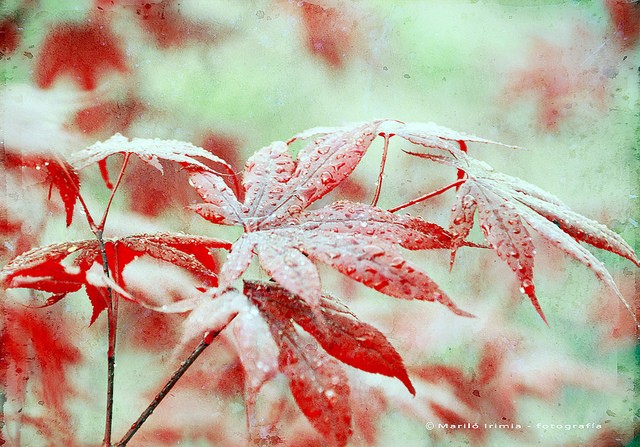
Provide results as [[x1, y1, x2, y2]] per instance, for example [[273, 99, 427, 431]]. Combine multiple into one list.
[[96, 231, 117, 447], [95, 155, 131, 446], [98, 153, 131, 231], [115, 327, 231, 446], [371, 134, 391, 207], [388, 179, 466, 213]]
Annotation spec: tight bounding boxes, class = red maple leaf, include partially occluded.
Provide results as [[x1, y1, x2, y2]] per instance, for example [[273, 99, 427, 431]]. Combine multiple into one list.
[[399, 138, 639, 325], [0, 18, 19, 57], [73, 97, 144, 136], [170, 280, 415, 446], [189, 122, 473, 316], [3, 153, 80, 227], [34, 21, 127, 90], [503, 30, 610, 131], [605, 0, 640, 48], [0, 234, 230, 324], [1, 304, 82, 446], [298, 1, 355, 68], [70, 132, 234, 190]]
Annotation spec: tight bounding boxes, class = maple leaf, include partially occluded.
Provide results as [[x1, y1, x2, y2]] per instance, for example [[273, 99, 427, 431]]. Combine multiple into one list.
[[1, 304, 82, 446], [73, 97, 144, 136], [297, 1, 355, 68], [34, 21, 127, 90], [173, 280, 415, 446], [503, 30, 610, 131], [404, 146, 640, 325], [0, 18, 19, 57], [0, 233, 230, 324], [70, 133, 235, 190], [189, 122, 472, 316], [605, 0, 640, 48], [3, 153, 80, 227]]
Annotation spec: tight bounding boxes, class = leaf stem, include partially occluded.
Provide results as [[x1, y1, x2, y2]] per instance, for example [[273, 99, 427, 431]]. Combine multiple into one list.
[[371, 134, 391, 208], [388, 179, 466, 213], [96, 231, 118, 447], [115, 327, 230, 446], [98, 154, 131, 231]]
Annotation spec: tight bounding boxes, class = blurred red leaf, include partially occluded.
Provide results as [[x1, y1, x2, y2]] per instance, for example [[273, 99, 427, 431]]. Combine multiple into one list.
[[0, 19, 19, 57], [605, 0, 640, 48], [299, 1, 354, 68], [74, 98, 143, 136], [35, 21, 127, 90], [1, 234, 230, 324], [4, 154, 80, 227]]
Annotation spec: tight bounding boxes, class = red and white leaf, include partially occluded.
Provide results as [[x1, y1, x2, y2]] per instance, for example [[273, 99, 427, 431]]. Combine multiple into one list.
[[180, 289, 247, 345], [255, 237, 322, 308], [276, 325, 352, 447], [218, 235, 257, 291], [231, 306, 279, 393], [243, 141, 296, 219], [296, 201, 456, 250], [301, 232, 473, 317], [406, 148, 639, 325], [246, 281, 415, 395], [187, 122, 471, 317], [189, 171, 247, 226], [283, 122, 378, 214], [1, 233, 230, 322], [70, 133, 232, 175], [381, 120, 519, 153]]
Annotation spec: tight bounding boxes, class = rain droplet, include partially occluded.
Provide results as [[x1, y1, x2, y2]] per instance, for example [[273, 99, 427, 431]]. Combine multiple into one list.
[[320, 172, 333, 185]]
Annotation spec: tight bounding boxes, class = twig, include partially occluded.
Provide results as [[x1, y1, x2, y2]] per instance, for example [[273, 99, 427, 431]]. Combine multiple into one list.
[[371, 134, 391, 207], [94, 155, 132, 447], [387, 179, 466, 213], [115, 328, 230, 446], [98, 154, 131, 231]]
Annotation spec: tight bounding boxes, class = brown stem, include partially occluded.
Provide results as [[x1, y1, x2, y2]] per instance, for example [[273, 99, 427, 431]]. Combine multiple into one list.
[[98, 154, 131, 231], [371, 134, 391, 207], [388, 179, 466, 213], [96, 231, 117, 447], [115, 328, 230, 446]]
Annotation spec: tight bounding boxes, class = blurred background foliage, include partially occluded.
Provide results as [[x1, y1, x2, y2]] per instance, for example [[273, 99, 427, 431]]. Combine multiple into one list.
[[1, 0, 638, 446]]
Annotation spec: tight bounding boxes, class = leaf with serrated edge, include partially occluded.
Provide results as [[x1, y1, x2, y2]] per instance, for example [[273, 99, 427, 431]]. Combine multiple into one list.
[[243, 141, 296, 218], [218, 235, 257, 291], [188, 171, 246, 226], [294, 201, 455, 250], [255, 237, 322, 308], [301, 232, 473, 317], [276, 325, 352, 447], [382, 120, 519, 150], [180, 289, 247, 345], [70, 133, 231, 173], [246, 281, 415, 395], [230, 306, 279, 434], [406, 148, 639, 325], [1, 233, 230, 322], [510, 190, 640, 268]]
